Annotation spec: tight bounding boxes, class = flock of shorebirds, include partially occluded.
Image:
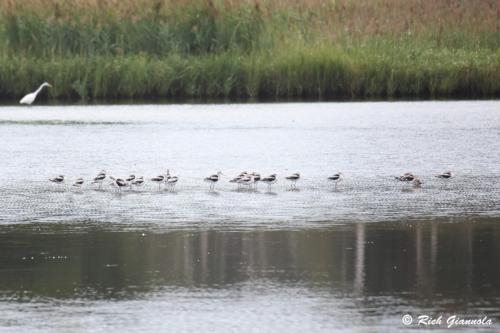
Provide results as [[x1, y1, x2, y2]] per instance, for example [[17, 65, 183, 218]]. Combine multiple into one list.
[[48, 170, 454, 192]]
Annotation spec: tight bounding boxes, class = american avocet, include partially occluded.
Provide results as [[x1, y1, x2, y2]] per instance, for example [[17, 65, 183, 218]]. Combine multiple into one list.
[[229, 176, 241, 183], [49, 175, 65, 184], [238, 174, 253, 189], [109, 176, 127, 192], [251, 172, 261, 189], [436, 171, 453, 179], [229, 171, 247, 182], [205, 171, 223, 191], [328, 172, 343, 189], [125, 174, 136, 189], [131, 176, 144, 188], [285, 172, 300, 188], [72, 178, 84, 188], [166, 175, 178, 191], [151, 175, 165, 191], [230, 171, 247, 189], [163, 169, 172, 184], [261, 174, 277, 191], [395, 172, 415, 182], [92, 170, 107, 189]]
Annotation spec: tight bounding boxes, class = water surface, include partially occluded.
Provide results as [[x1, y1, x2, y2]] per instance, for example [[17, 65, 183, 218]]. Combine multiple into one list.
[[0, 101, 499, 332]]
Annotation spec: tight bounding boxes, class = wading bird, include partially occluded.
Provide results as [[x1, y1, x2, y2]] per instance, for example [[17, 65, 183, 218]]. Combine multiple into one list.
[[238, 174, 253, 189], [204, 172, 223, 191], [92, 170, 107, 189], [436, 170, 453, 188], [395, 172, 415, 182], [151, 174, 165, 190], [109, 176, 127, 192], [436, 171, 453, 179], [251, 172, 261, 189], [20, 82, 52, 105], [328, 172, 343, 189], [125, 174, 136, 190], [230, 171, 247, 189], [261, 174, 277, 191], [163, 170, 171, 183], [285, 172, 300, 188], [72, 178, 84, 188], [49, 175, 64, 184], [166, 175, 178, 191], [131, 176, 144, 188]]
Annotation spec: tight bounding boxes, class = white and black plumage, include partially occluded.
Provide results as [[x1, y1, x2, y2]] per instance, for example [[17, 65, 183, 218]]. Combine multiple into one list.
[[395, 172, 415, 182], [125, 174, 136, 190], [230, 172, 246, 183], [204, 171, 223, 191], [285, 172, 300, 188], [261, 174, 277, 191], [436, 171, 453, 179], [151, 175, 165, 190], [163, 170, 172, 184], [116, 178, 127, 190], [109, 176, 127, 192], [238, 174, 253, 189], [72, 178, 84, 187], [166, 176, 178, 191], [92, 170, 107, 189], [131, 176, 144, 187], [251, 172, 261, 189], [229, 175, 242, 184], [230, 172, 247, 189], [328, 172, 343, 188], [49, 175, 65, 184]]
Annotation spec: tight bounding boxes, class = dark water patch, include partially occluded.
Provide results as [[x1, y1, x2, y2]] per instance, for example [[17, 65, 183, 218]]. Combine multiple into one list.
[[0, 219, 499, 331]]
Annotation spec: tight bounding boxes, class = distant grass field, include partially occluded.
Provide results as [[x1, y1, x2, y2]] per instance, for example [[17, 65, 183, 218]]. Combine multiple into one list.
[[0, 0, 498, 101]]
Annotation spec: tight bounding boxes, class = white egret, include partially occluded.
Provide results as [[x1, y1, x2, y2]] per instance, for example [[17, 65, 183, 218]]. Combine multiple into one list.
[[20, 82, 52, 105]]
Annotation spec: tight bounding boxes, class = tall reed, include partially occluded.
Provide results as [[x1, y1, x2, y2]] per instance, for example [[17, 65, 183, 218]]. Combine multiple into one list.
[[0, 0, 498, 100], [1, 43, 497, 100]]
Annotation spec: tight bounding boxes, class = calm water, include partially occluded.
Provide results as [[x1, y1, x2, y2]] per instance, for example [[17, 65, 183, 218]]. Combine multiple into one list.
[[0, 101, 499, 332]]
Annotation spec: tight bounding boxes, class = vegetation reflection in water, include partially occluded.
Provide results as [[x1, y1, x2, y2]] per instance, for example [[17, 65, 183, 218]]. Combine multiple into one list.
[[0, 218, 498, 312]]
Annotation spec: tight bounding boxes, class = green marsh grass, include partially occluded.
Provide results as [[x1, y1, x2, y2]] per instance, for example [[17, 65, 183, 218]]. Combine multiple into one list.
[[0, 0, 498, 101]]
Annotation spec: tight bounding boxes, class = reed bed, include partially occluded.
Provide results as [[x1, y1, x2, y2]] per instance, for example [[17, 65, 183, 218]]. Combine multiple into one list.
[[0, 0, 498, 100]]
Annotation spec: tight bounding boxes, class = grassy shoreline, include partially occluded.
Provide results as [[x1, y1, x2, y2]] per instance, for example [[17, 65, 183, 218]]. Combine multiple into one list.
[[1, 0, 499, 101]]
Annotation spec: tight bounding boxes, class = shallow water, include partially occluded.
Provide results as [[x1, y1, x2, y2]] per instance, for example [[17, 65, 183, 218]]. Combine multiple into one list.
[[0, 101, 499, 332]]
